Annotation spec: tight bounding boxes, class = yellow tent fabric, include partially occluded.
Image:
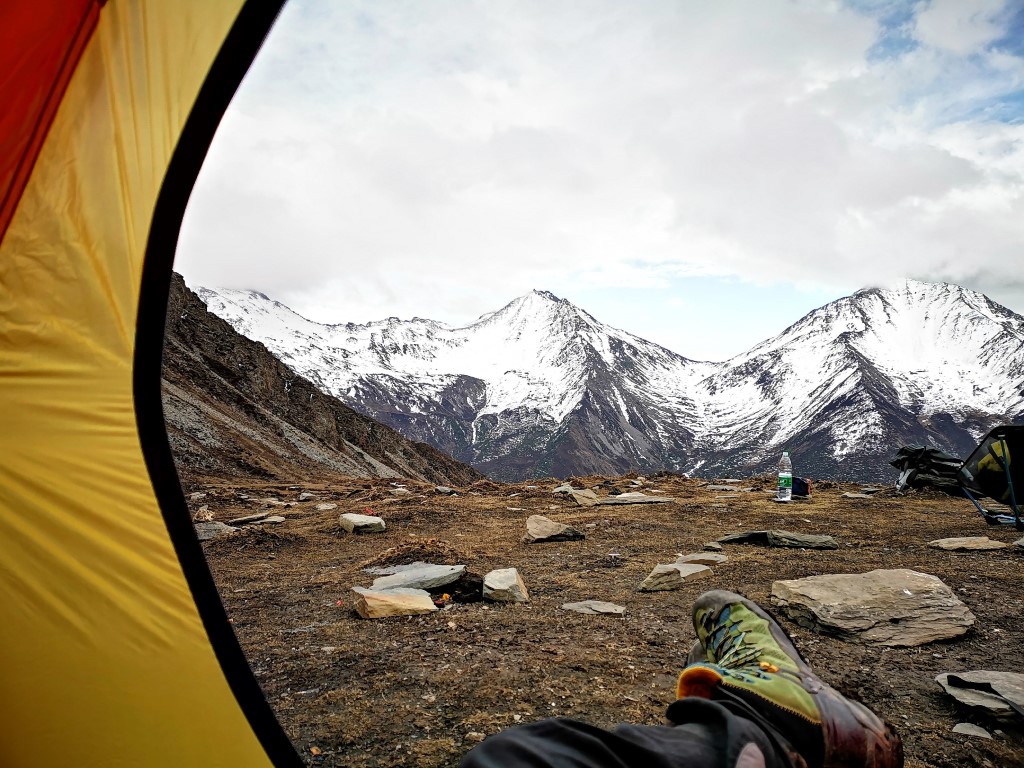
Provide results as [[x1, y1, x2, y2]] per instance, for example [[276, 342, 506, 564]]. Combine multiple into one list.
[[0, 1, 295, 765]]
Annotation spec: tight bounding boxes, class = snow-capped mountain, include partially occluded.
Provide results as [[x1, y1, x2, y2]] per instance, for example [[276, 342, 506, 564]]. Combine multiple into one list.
[[196, 280, 1024, 481]]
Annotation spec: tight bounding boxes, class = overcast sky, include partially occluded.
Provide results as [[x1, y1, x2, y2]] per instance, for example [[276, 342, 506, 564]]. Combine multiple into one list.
[[176, 0, 1024, 361]]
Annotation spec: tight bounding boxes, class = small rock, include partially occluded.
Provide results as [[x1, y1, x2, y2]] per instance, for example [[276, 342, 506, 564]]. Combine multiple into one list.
[[703, 542, 724, 552], [194, 521, 238, 541], [952, 723, 992, 739], [569, 489, 599, 507], [676, 552, 728, 566], [390, 487, 412, 496], [597, 492, 675, 506], [339, 513, 386, 534], [352, 587, 437, 619], [639, 563, 712, 592], [315, 502, 338, 511], [254, 515, 286, 525], [228, 513, 269, 526], [189, 492, 207, 500], [1015, 537, 1024, 549], [841, 492, 872, 499], [562, 600, 626, 615], [705, 484, 753, 492], [860, 487, 882, 494], [525, 515, 585, 543], [552, 483, 576, 494], [435, 486, 455, 495], [928, 536, 1009, 551], [483, 568, 530, 602], [298, 492, 317, 501], [371, 564, 466, 591], [464, 732, 486, 744]]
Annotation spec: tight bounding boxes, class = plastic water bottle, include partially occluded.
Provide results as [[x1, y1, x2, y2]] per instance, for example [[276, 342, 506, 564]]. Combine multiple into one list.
[[777, 451, 793, 501]]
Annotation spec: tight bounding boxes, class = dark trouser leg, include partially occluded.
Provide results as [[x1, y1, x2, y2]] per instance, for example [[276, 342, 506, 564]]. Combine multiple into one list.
[[460, 698, 797, 768]]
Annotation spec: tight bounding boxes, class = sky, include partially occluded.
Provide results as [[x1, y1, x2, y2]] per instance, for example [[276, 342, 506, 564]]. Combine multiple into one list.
[[175, 0, 1024, 361]]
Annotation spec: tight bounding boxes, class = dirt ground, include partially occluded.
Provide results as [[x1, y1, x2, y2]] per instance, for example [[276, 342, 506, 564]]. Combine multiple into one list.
[[195, 474, 1024, 768]]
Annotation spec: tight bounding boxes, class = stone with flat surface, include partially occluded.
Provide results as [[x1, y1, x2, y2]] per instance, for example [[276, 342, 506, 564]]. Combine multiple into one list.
[[227, 512, 269, 526], [526, 515, 585, 543], [936, 670, 1024, 715], [928, 536, 1009, 551], [339, 513, 386, 534], [562, 600, 626, 615], [719, 530, 839, 549], [597, 492, 675, 506], [371, 564, 466, 591], [194, 521, 238, 541], [639, 563, 712, 591], [676, 552, 728, 566], [352, 587, 437, 619], [771, 568, 975, 646], [952, 723, 991, 739]]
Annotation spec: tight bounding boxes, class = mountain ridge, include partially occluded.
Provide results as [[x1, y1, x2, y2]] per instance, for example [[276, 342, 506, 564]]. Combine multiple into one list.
[[196, 278, 1024, 481]]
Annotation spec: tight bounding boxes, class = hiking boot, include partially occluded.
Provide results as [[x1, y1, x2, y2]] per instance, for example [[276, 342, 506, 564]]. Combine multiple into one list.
[[676, 590, 903, 768]]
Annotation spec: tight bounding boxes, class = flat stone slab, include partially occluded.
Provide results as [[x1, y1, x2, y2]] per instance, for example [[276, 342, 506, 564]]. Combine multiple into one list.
[[352, 587, 437, 619], [936, 670, 1024, 715], [435, 486, 456, 495], [597, 492, 675, 506], [253, 515, 285, 525], [952, 723, 991, 739], [227, 512, 269, 526], [639, 563, 712, 591], [562, 600, 626, 615], [703, 542, 724, 552], [719, 530, 839, 549], [676, 552, 728, 566], [705, 484, 753, 492], [315, 502, 337, 511], [1016, 537, 1024, 549], [771, 568, 975, 646], [841, 492, 872, 499], [370, 564, 466, 591], [526, 515, 585, 543], [552, 483, 576, 494], [928, 536, 1009, 551], [339, 513, 386, 534], [194, 521, 238, 541], [483, 568, 530, 602]]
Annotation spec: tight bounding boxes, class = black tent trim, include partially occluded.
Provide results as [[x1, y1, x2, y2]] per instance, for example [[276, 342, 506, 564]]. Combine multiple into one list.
[[133, 1, 301, 765]]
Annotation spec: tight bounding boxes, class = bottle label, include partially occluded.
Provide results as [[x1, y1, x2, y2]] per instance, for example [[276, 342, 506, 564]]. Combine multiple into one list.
[[778, 474, 792, 488]]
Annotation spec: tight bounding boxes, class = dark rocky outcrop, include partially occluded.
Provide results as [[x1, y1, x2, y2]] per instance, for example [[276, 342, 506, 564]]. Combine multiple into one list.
[[162, 274, 483, 486]]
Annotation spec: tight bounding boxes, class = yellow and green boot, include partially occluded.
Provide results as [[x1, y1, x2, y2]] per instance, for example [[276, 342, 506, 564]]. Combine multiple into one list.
[[677, 590, 903, 768]]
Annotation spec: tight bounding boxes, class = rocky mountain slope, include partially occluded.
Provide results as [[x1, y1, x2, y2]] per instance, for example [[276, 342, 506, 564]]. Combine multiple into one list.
[[196, 280, 1024, 482], [162, 273, 483, 486]]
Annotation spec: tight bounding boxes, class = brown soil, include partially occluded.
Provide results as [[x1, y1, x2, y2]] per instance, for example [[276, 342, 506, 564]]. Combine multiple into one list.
[[196, 475, 1024, 768]]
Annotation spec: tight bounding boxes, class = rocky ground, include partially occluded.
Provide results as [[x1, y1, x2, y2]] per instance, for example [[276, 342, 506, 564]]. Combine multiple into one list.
[[194, 474, 1024, 768]]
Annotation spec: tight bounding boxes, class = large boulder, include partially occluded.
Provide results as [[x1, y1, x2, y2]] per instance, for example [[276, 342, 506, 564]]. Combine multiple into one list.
[[771, 568, 975, 646], [525, 515, 585, 543]]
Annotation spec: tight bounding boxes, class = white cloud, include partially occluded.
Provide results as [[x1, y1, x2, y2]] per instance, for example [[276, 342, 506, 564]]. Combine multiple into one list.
[[175, 0, 1024, 341]]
